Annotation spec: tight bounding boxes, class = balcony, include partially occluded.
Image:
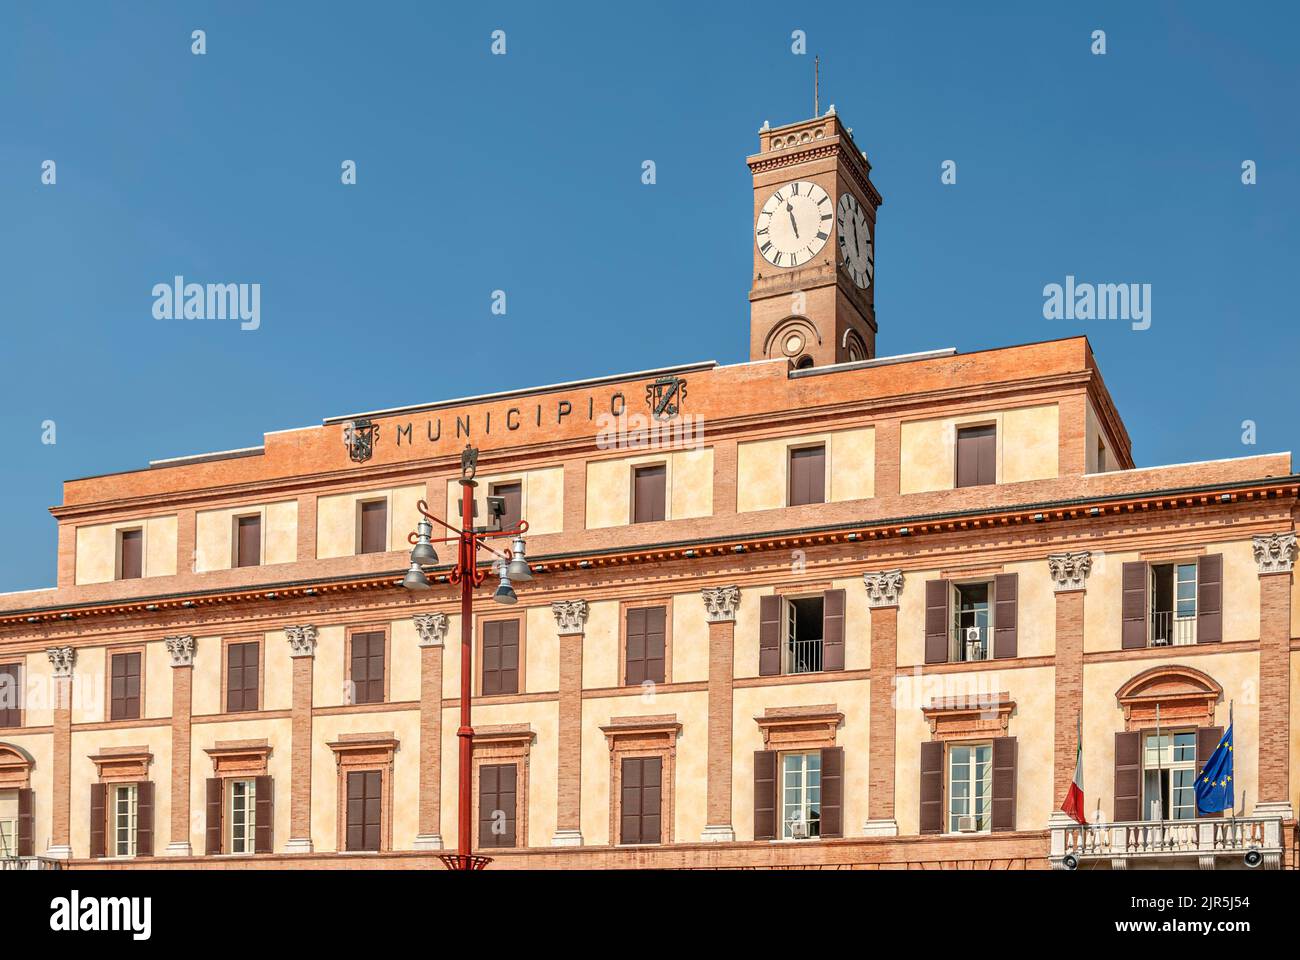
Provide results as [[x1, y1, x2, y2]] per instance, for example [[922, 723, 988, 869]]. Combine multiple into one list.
[[1, 855, 65, 871], [786, 638, 823, 674], [1049, 814, 1285, 869], [949, 625, 992, 663], [1149, 611, 1196, 646]]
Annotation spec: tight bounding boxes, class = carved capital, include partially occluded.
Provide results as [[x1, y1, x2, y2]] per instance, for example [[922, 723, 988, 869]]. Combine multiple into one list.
[[413, 612, 449, 647], [701, 585, 741, 623], [164, 635, 196, 667], [551, 600, 589, 636], [286, 624, 318, 658], [1253, 533, 1297, 575], [1048, 551, 1093, 592], [862, 569, 904, 608], [46, 646, 76, 678]]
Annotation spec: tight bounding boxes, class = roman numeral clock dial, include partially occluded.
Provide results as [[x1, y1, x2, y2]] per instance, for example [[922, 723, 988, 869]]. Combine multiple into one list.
[[756, 180, 832, 268], [836, 191, 874, 289]]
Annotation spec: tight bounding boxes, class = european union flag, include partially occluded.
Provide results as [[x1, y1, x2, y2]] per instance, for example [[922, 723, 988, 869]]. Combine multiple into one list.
[[1194, 723, 1234, 814]]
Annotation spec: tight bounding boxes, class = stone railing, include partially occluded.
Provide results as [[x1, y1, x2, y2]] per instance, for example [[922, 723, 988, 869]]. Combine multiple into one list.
[[1049, 814, 1284, 869]]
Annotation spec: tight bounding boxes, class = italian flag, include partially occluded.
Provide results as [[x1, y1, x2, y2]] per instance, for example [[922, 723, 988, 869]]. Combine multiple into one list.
[[1061, 713, 1087, 824]]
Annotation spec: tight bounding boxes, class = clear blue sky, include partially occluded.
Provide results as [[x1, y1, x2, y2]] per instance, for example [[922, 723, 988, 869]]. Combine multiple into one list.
[[2, 1, 1297, 592]]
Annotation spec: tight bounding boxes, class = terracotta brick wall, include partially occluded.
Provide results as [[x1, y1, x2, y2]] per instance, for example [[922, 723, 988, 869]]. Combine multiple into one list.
[[1258, 572, 1291, 804]]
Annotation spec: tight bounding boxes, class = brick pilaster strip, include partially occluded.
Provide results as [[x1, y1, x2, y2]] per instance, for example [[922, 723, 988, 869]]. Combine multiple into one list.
[[873, 419, 901, 499], [46, 646, 75, 856], [563, 459, 587, 533], [296, 493, 317, 562], [701, 585, 740, 840], [1048, 552, 1091, 804], [1254, 533, 1296, 808], [286, 625, 317, 851], [414, 613, 447, 845], [552, 601, 588, 843], [175, 509, 196, 575], [164, 636, 196, 854], [867, 606, 898, 820], [712, 438, 738, 516]]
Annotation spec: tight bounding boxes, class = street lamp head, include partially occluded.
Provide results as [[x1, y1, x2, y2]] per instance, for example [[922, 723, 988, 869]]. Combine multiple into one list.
[[410, 518, 439, 566], [401, 561, 431, 591], [492, 566, 517, 605], [506, 536, 532, 581]]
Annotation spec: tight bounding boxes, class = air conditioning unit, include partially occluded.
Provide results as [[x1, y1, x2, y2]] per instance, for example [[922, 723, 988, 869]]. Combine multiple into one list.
[[957, 816, 980, 833], [964, 626, 983, 660], [788, 818, 808, 840]]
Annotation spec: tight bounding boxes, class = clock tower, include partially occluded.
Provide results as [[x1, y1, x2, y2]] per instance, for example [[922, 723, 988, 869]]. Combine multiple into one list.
[[747, 109, 882, 367]]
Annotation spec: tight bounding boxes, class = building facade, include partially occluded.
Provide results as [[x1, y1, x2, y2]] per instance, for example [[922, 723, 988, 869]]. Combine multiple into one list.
[[0, 111, 1296, 870]]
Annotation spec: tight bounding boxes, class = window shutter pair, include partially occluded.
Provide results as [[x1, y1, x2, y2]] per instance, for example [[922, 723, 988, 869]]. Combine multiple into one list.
[[0, 662, 21, 727], [1113, 727, 1225, 822], [97, 782, 153, 856], [359, 500, 388, 554], [226, 641, 259, 712], [619, 756, 662, 845], [955, 425, 996, 487], [1120, 556, 1223, 648], [632, 465, 667, 523], [481, 620, 520, 695], [350, 632, 385, 704], [208, 776, 274, 853], [757, 590, 846, 676], [478, 763, 517, 848], [119, 529, 143, 579], [16, 788, 34, 856], [625, 607, 666, 686], [923, 575, 1018, 664], [788, 446, 826, 507], [235, 515, 261, 567], [751, 747, 843, 841], [918, 737, 1017, 833], [346, 770, 382, 852], [110, 652, 141, 721]]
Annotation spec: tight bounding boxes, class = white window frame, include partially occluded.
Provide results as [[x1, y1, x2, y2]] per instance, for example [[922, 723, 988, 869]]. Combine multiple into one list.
[[1141, 729, 1198, 821], [1150, 562, 1198, 646], [779, 751, 822, 840], [113, 783, 138, 858], [227, 778, 258, 854], [781, 594, 825, 676], [0, 788, 17, 857], [951, 580, 994, 663], [947, 741, 993, 834]]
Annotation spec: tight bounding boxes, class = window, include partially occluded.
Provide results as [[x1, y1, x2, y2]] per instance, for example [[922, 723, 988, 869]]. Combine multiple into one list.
[[784, 595, 824, 674], [478, 763, 517, 848], [951, 582, 992, 662], [0, 790, 16, 857], [113, 784, 138, 857], [1150, 563, 1198, 646], [481, 619, 520, 695], [227, 779, 257, 854], [489, 482, 522, 532], [948, 742, 993, 833], [780, 752, 821, 839], [0, 662, 21, 727], [117, 528, 143, 580], [632, 464, 666, 523], [225, 641, 259, 713], [345, 770, 382, 852], [234, 514, 261, 568], [787, 445, 826, 506], [624, 606, 666, 686], [1096, 437, 1107, 472], [955, 425, 996, 487], [358, 500, 388, 554], [348, 631, 385, 705], [619, 756, 662, 845], [1142, 731, 1198, 820], [110, 651, 142, 721]]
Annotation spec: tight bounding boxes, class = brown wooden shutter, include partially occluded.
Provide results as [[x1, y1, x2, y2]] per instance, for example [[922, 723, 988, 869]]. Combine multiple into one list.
[[632, 464, 667, 523], [625, 608, 646, 686], [1197, 554, 1223, 644], [111, 652, 141, 721], [821, 589, 846, 671], [350, 631, 385, 704], [990, 736, 1017, 832], [478, 763, 517, 848], [227, 641, 259, 713], [924, 580, 950, 664], [1113, 731, 1141, 822], [235, 515, 261, 567], [819, 746, 843, 838], [255, 775, 273, 851], [359, 500, 388, 554], [788, 445, 826, 506], [1121, 562, 1148, 649], [0, 662, 20, 727], [759, 595, 782, 676], [993, 573, 1018, 659], [480, 620, 520, 695], [753, 750, 778, 840], [136, 781, 154, 856], [205, 777, 223, 855], [620, 756, 662, 845], [956, 425, 996, 487], [491, 482, 522, 532], [17, 788, 34, 856], [346, 770, 383, 851], [626, 606, 666, 686], [119, 529, 142, 579], [482, 621, 502, 695], [1196, 726, 1225, 818], [90, 782, 106, 858], [919, 740, 944, 834]]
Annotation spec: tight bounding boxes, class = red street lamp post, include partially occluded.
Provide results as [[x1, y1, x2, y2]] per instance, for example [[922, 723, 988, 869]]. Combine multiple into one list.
[[401, 445, 533, 870]]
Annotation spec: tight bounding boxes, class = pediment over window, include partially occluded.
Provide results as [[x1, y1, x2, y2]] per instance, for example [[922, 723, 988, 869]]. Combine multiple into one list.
[[754, 704, 843, 749], [1115, 665, 1222, 730], [204, 739, 272, 777], [0, 742, 35, 788], [88, 745, 153, 783], [922, 693, 1015, 740]]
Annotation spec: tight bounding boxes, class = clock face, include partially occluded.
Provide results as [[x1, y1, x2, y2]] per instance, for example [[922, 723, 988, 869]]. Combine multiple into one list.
[[836, 192, 874, 289], [756, 181, 832, 268]]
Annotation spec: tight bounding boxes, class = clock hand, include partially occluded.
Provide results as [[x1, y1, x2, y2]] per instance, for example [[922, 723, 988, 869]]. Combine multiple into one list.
[[786, 201, 799, 238]]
